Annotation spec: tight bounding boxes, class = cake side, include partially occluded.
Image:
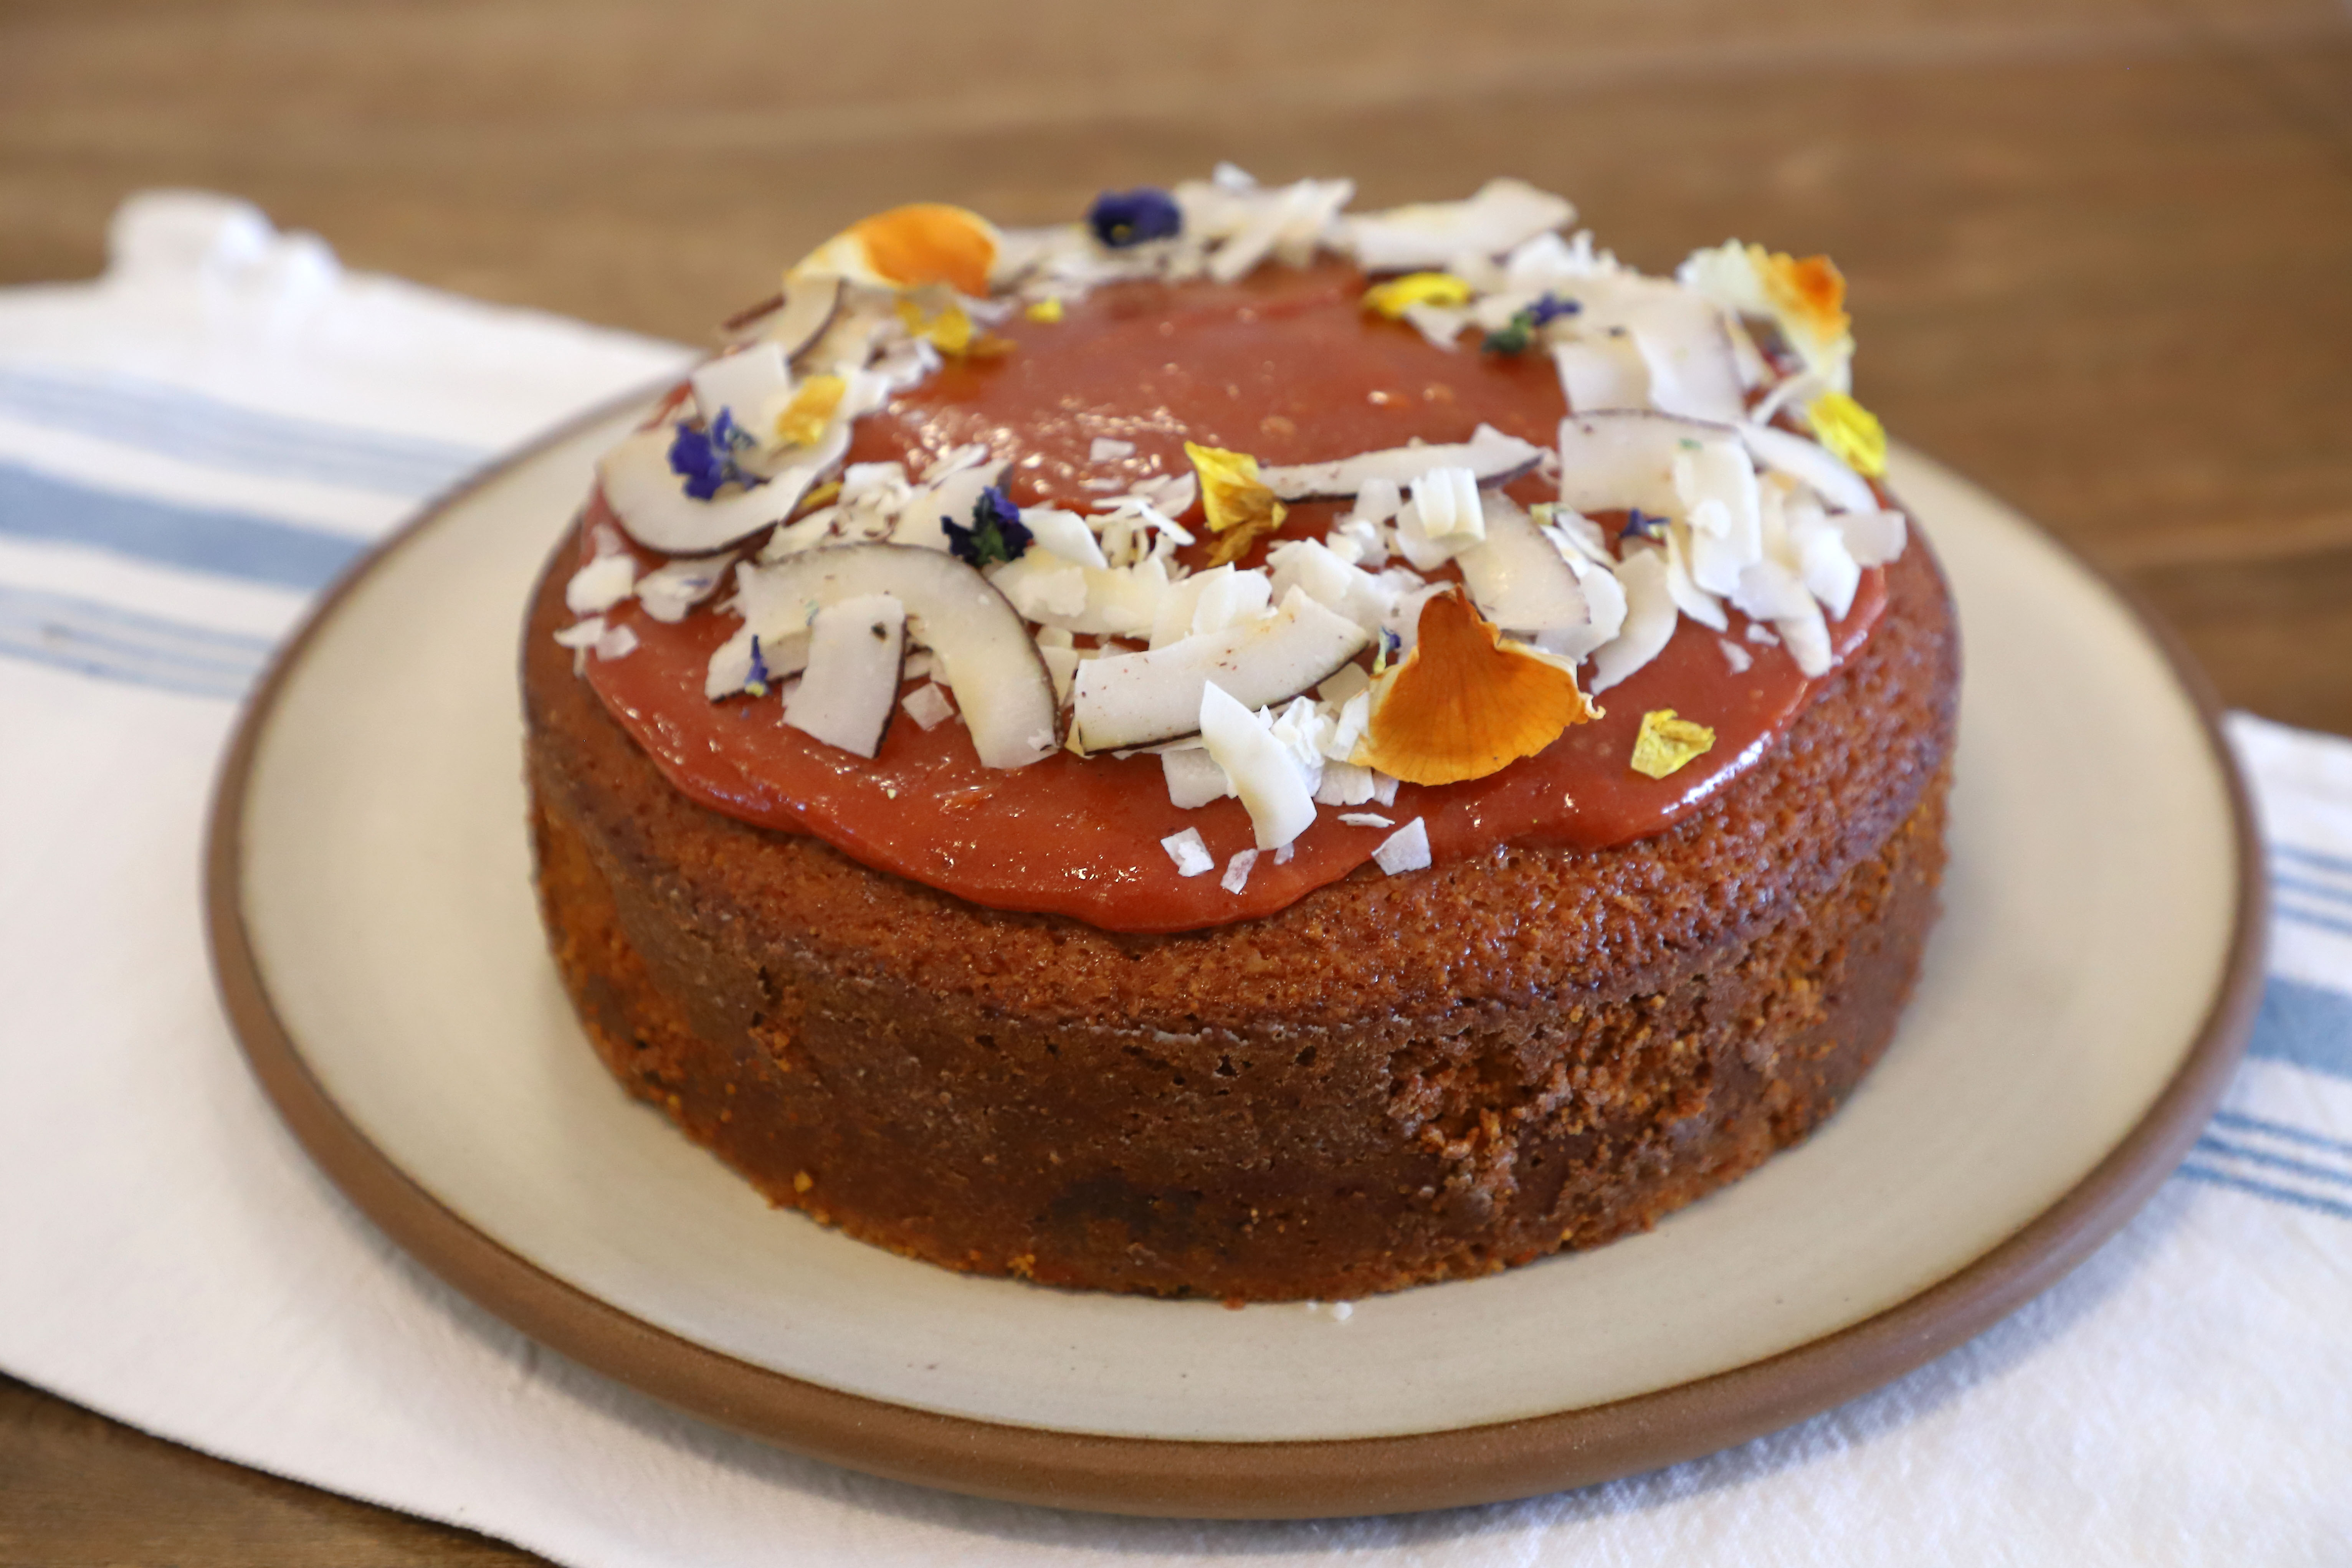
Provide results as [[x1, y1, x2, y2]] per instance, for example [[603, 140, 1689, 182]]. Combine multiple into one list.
[[522, 511, 1957, 1300]]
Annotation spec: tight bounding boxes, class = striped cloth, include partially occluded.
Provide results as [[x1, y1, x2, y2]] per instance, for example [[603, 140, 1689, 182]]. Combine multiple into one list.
[[0, 195, 2344, 1566]]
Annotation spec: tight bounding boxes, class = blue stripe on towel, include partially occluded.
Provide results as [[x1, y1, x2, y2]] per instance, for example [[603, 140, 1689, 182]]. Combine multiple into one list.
[[2194, 1134, 2352, 1190], [2245, 976, 2352, 1081], [2178, 1163, 2352, 1222], [2275, 844, 2352, 879], [0, 367, 484, 497], [2210, 1108, 2352, 1157], [0, 584, 267, 699], [2278, 903, 2352, 944], [0, 460, 364, 591], [2274, 873, 2352, 913]]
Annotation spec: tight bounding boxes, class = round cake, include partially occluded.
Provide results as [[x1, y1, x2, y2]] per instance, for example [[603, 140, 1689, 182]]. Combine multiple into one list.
[[524, 173, 1958, 1302]]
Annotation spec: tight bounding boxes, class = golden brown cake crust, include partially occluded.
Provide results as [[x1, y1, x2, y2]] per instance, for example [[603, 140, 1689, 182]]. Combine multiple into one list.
[[521, 517, 1960, 1301]]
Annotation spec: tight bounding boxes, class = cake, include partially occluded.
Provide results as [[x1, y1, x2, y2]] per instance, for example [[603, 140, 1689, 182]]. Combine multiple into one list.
[[523, 172, 1958, 1302]]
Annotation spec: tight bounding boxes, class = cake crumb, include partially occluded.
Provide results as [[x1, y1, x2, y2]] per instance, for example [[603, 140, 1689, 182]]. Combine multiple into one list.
[[792, 1170, 815, 1193]]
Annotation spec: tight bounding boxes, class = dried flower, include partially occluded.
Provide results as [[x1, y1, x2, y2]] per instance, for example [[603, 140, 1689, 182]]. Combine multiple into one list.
[[1024, 297, 1066, 323], [667, 410, 759, 500], [1362, 272, 1473, 319], [1481, 292, 1578, 355], [1805, 390, 1887, 478], [1621, 507, 1670, 543], [943, 484, 1032, 568], [772, 375, 846, 449], [1088, 188, 1183, 248], [1356, 592, 1597, 786], [1630, 708, 1716, 778], [1185, 441, 1288, 566]]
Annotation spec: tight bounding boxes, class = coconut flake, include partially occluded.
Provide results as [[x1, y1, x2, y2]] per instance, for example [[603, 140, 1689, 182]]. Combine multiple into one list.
[[1371, 817, 1431, 874], [1345, 179, 1574, 273], [1739, 421, 1877, 514], [1552, 338, 1650, 413], [1837, 507, 1908, 566], [1314, 761, 1377, 805], [1161, 828, 1215, 877], [692, 342, 793, 430], [727, 544, 1056, 768], [634, 553, 731, 623], [1079, 590, 1369, 753], [901, 680, 956, 730], [1198, 681, 1318, 850], [1161, 745, 1235, 808], [1220, 848, 1259, 894], [565, 553, 638, 616], [1089, 436, 1138, 462], [1022, 506, 1110, 570], [1455, 491, 1588, 635], [1717, 636, 1755, 674], [1257, 425, 1544, 501], [1339, 812, 1395, 828], [1587, 550, 1675, 694], [782, 594, 907, 757]]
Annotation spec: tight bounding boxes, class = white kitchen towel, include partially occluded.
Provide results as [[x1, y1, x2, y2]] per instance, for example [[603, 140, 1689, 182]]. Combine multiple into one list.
[[1, 195, 2345, 1566]]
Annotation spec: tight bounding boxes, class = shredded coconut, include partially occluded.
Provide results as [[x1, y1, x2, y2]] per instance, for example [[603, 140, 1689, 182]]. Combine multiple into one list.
[[1160, 827, 1215, 877], [1372, 817, 1431, 875]]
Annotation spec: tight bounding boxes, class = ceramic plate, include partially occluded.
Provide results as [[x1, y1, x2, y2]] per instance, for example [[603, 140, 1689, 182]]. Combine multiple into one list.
[[207, 400, 2263, 1518]]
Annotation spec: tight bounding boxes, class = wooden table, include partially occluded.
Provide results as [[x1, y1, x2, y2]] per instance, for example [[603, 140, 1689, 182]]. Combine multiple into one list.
[[3, 0, 2347, 1559]]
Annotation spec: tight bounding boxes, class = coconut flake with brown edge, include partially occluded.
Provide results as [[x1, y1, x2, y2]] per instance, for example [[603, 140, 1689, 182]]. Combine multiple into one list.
[[1354, 589, 1597, 786]]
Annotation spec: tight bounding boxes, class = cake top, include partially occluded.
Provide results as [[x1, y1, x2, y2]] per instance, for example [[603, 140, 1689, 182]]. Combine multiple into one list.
[[553, 168, 1909, 931]]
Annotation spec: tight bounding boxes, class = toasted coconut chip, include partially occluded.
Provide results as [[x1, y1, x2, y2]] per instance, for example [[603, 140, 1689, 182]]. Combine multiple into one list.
[[1739, 421, 1878, 515], [1160, 827, 1215, 877], [1345, 179, 1574, 274], [634, 553, 731, 623], [783, 594, 907, 758], [1256, 424, 1545, 501], [724, 544, 1056, 768], [1630, 708, 1715, 779], [1454, 490, 1588, 635], [1552, 338, 1650, 413], [565, 552, 637, 616], [1073, 589, 1370, 753], [1555, 409, 1732, 519], [748, 273, 843, 359], [1355, 591, 1597, 787], [1200, 681, 1319, 850], [1586, 550, 1675, 695], [1372, 817, 1432, 875]]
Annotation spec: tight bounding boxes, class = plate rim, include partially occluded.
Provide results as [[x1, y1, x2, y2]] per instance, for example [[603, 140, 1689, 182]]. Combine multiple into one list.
[[203, 391, 2269, 1520]]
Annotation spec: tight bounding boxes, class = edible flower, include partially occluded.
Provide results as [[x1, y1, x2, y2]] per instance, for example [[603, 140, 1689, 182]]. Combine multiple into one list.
[[667, 410, 759, 500], [772, 375, 845, 449], [795, 478, 844, 515], [1088, 187, 1183, 248], [793, 203, 1001, 297], [1185, 441, 1288, 566], [1621, 507, 1670, 543], [1758, 250, 1849, 349], [1805, 390, 1887, 478], [1479, 291, 1580, 355], [943, 484, 1032, 568], [898, 296, 977, 356], [744, 634, 771, 697], [1024, 297, 1066, 324], [1630, 708, 1716, 779], [1361, 272, 1474, 319], [1355, 591, 1597, 786]]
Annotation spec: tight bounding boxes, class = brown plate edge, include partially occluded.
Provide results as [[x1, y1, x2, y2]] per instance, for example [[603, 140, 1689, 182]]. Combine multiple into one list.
[[201, 404, 2270, 1521]]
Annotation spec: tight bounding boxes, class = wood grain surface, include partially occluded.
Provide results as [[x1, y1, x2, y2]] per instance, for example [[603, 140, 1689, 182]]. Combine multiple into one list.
[[4, 0, 2348, 1560]]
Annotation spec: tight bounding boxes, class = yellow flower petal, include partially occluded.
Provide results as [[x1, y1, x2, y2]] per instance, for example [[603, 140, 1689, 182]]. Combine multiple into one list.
[[773, 375, 845, 448], [1024, 297, 1065, 324], [1629, 708, 1716, 779], [1185, 441, 1288, 565], [1362, 272, 1474, 319], [1805, 390, 1887, 478], [1356, 592, 1597, 787], [897, 296, 975, 355]]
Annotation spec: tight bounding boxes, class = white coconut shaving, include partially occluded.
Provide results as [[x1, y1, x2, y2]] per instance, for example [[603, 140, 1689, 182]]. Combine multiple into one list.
[[1160, 827, 1215, 877], [1372, 818, 1431, 875], [1220, 848, 1258, 894]]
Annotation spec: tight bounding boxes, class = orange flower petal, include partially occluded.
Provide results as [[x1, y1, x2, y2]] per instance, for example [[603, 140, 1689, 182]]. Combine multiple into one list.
[[846, 203, 998, 296], [1356, 592, 1597, 786], [1759, 249, 1850, 345]]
